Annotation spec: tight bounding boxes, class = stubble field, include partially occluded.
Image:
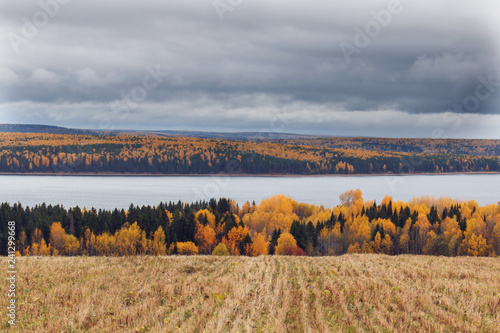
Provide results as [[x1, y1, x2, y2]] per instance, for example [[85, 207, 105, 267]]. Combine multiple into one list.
[[1, 255, 499, 332]]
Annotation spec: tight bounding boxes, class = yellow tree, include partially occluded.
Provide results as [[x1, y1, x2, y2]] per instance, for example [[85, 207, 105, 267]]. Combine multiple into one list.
[[94, 233, 114, 256], [345, 215, 371, 250], [177, 242, 199, 255], [151, 226, 167, 255], [381, 195, 393, 208], [195, 224, 216, 254], [318, 223, 342, 255], [347, 242, 361, 254], [212, 242, 230, 256], [370, 232, 382, 253], [195, 209, 216, 229], [82, 228, 96, 256], [414, 213, 431, 253], [38, 239, 51, 256], [465, 216, 487, 239], [423, 231, 438, 255], [17, 231, 28, 256], [62, 235, 80, 256], [361, 241, 374, 254], [380, 234, 393, 254], [223, 226, 250, 256], [30, 228, 46, 256], [441, 217, 462, 256], [114, 222, 146, 255], [399, 223, 410, 254], [243, 195, 300, 236], [373, 218, 396, 237], [340, 189, 364, 216], [465, 234, 489, 256], [250, 233, 268, 256], [492, 218, 500, 255], [241, 201, 250, 216], [49, 222, 67, 254], [30, 242, 39, 256], [274, 232, 297, 255], [461, 216, 487, 255]]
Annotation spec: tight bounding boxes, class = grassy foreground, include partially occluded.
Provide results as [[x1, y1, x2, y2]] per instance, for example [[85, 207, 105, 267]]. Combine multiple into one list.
[[1, 255, 499, 332]]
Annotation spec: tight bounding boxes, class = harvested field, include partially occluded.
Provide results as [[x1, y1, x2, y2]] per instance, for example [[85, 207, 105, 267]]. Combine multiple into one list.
[[1, 255, 499, 332]]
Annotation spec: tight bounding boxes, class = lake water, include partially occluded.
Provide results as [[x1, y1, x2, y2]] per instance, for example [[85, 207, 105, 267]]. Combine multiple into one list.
[[1, 174, 499, 209]]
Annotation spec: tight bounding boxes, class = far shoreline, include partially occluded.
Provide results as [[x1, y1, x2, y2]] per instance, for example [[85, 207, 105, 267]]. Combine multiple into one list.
[[1, 171, 500, 177]]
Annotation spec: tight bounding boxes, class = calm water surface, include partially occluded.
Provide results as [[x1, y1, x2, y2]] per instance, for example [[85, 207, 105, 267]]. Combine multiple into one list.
[[1, 174, 499, 209]]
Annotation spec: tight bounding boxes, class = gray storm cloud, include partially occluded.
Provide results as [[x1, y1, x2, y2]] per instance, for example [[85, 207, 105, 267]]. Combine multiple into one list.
[[0, 0, 499, 138]]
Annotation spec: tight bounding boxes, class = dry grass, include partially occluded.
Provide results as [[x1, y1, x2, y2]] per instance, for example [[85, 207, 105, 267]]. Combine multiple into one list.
[[1, 255, 499, 332]]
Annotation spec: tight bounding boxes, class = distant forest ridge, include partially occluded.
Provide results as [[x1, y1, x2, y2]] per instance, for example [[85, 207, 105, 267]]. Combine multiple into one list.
[[0, 125, 499, 175], [0, 124, 101, 136], [0, 123, 322, 140]]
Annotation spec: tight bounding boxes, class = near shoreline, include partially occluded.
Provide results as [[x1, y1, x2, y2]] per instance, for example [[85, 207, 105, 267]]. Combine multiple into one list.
[[1, 171, 499, 177]]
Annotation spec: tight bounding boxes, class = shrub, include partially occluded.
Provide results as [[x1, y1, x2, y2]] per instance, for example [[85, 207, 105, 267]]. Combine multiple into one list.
[[212, 243, 230, 256], [176, 242, 199, 255]]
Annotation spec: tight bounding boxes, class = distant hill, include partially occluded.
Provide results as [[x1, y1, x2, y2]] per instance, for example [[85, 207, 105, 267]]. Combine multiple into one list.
[[0, 124, 103, 135], [134, 130, 323, 140], [0, 124, 323, 140]]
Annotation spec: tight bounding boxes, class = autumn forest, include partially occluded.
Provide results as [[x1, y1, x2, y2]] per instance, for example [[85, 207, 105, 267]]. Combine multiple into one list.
[[0, 132, 499, 175], [3, 191, 499, 258]]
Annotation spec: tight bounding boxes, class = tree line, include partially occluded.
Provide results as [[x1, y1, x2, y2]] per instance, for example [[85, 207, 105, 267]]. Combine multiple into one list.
[[278, 137, 500, 156], [2, 191, 499, 257], [0, 133, 499, 175]]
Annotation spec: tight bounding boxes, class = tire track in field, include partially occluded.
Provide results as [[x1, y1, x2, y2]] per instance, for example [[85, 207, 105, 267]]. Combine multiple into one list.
[[268, 257, 291, 333], [258, 256, 287, 333], [319, 256, 355, 332], [296, 257, 328, 333], [217, 257, 264, 332], [194, 257, 247, 332], [281, 257, 305, 333], [201, 257, 271, 332], [167, 257, 235, 331], [311, 257, 334, 332], [235, 257, 273, 332]]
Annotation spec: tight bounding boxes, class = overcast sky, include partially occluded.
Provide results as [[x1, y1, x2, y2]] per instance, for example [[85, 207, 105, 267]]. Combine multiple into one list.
[[1, 0, 499, 138]]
